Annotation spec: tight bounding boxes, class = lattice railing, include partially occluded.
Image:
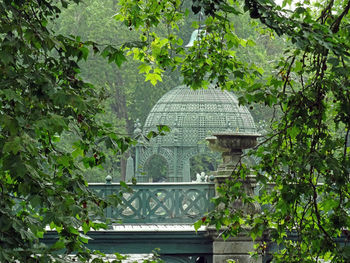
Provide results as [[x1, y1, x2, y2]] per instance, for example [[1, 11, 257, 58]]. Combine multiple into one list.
[[89, 183, 215, 223]]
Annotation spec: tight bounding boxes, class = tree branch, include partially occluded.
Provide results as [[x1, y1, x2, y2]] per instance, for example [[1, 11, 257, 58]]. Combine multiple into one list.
[[344, 128, 349, 158], [331, 0, 350, 33]]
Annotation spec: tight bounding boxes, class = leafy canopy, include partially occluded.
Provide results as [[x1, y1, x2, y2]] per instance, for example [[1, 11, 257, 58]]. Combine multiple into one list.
[[116, 0, 350, 261], [0, 0, 136, 262]]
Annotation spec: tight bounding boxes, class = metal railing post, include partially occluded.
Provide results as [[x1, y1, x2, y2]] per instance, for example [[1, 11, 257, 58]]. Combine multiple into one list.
[[105, 175, 112, 218]]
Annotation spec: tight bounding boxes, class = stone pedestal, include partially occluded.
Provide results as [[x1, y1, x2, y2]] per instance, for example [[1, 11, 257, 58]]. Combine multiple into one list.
[[208, 228, 261, 263], [206, 133, 261, 263]]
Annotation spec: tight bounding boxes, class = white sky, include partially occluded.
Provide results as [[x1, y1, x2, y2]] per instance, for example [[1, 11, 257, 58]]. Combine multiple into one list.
[[274, 0, 296, 9]]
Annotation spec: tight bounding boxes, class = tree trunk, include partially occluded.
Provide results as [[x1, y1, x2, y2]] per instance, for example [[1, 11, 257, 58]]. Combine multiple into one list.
[[108, 71, 133, 181]]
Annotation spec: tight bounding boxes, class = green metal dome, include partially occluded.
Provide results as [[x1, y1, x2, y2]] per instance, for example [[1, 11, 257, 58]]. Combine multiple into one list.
[[143, 84, 257, 146]]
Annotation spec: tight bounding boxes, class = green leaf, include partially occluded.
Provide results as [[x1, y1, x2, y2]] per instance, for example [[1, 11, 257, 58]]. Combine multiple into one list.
[[139, 64, 152, 74], [68, 226, 80, 235], [194, 220, 202, 231], [79, 233, 92, 243], [294, 60, 303, 72], [2, 89, 22, 102], [82, 221, 90, 234], [51, 240, 65, 250], [145, 72, 162, 86], [157, 124, 171, 133], [3, 137, 22, 154], [114, 49, 127, 68], [36, 231, 44, 238], [147, 131, 157, 139], [287, 126, 299, 138], [72, 148, 84, 158], [79, 46, 89, 61], [57, 155, 71, 167], [49, 222, 56, 230]]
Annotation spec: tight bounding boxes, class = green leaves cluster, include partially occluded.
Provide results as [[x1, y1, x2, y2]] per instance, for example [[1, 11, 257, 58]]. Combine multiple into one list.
[[116, 0, 265, 91], [0, 0, 134, 261], [117, 0, 350, 261]]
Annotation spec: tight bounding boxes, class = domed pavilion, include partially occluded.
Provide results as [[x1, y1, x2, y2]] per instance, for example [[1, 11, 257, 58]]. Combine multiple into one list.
[[133, 83, 257, 182]]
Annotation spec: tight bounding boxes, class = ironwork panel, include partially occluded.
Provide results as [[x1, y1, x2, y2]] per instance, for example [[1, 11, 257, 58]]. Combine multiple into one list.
[[89, 183, 215, 223]]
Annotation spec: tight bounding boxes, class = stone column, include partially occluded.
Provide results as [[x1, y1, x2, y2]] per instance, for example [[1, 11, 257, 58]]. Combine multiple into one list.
[[206, 132, 261, 263], [125, 155, 135, 182]]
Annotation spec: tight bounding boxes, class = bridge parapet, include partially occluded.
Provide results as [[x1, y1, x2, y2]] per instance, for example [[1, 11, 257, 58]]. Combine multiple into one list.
[[89, 182, 215, 224]]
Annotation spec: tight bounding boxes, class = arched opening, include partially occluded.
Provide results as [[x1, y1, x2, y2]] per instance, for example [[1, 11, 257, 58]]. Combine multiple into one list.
[[144, 154, 169, 182], [190, 153, 220, 181]]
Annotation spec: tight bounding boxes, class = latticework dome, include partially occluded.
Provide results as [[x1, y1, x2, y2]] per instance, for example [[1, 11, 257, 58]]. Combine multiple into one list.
[[143, 84, 257, 146]]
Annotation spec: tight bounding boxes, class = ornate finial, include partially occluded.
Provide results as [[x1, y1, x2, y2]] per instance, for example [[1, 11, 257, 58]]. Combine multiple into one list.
[[196, 173, 201, 182], [125, 156, 135, 181], [133, 118, 142, 136], [198, 11, 204, 24], [200, 172, 206, 182], [105, 175, 112, 184]]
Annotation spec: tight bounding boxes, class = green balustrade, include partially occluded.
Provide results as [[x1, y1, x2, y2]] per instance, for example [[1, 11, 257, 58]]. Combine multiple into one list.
[[89, 182, 215, 223]]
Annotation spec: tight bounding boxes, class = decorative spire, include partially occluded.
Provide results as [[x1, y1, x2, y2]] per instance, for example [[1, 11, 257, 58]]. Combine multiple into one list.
[[125, 155, 135, 182], [133, 118, 142, 136]]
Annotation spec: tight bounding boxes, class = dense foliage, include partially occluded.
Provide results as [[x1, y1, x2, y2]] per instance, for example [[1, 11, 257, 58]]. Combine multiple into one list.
[[116, 0, 350, 261], [2, 0, 350, 261], [0, 0, 135, 261]]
